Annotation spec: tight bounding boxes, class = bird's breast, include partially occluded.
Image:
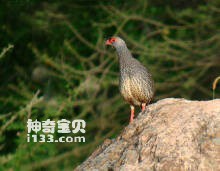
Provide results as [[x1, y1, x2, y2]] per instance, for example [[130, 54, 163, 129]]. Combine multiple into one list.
[[119, 73, 154, 106], [119, 77, 139, 105]]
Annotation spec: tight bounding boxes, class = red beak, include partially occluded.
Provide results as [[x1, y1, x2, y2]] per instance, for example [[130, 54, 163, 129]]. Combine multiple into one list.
[[105, 39, 111, 45]]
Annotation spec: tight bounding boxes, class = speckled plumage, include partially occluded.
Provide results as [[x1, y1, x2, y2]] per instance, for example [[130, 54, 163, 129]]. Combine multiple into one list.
[[113, 37, 154, 106], [106, 37, 154, 122]]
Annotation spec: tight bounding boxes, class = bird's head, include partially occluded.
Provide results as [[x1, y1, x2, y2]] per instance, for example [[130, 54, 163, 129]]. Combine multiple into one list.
[[105, 37, 126, 48]]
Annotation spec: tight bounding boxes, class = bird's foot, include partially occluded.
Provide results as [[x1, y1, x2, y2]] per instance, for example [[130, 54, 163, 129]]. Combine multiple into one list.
[[130, 106, 135, 123], [141, 103, 146, 111]]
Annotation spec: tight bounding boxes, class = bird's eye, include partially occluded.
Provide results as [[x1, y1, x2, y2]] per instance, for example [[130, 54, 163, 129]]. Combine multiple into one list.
[[110, 38, 116, 43]]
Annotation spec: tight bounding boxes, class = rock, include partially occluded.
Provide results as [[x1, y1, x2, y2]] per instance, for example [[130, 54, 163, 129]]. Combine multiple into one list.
[[75, 98, 220, 171]]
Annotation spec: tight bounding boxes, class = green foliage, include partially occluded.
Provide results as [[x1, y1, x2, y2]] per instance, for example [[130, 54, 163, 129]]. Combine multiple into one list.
[[0, 0, 220, 170]]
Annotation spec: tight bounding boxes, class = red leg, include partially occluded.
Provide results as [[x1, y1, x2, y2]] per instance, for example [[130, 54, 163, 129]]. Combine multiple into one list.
[[141, 103, 146, 111], [130, 106, 135, 123]]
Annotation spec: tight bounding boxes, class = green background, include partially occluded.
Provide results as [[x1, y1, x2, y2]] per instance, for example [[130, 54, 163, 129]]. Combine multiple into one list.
[[0, 0, 219, 170]]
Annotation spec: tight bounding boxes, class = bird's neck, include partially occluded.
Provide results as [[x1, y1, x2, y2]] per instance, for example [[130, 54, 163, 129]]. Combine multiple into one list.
[[115, 45, 133, 65]]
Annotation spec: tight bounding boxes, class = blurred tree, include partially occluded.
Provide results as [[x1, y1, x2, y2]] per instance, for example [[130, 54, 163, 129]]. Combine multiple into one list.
[[0, 0, 220, 170]]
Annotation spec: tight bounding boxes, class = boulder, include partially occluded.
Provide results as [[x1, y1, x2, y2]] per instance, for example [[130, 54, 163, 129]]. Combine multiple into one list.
[[75, 98, 220, 171]]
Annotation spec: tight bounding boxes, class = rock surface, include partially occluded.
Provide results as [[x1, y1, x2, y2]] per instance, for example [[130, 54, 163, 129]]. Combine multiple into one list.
[[75, 98, 220, 171]]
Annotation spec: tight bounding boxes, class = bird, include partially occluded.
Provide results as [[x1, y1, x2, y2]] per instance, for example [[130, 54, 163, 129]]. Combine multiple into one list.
[[105, 37, 154, 123]]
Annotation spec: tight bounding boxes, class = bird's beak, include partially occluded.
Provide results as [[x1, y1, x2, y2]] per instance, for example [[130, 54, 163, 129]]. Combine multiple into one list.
[[105, 39, 111, 45]]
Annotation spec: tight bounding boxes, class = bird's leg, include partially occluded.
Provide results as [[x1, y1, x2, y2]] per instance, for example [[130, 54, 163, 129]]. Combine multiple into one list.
[[130, 105, 135, 123], [141, 103, 146, 111]]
